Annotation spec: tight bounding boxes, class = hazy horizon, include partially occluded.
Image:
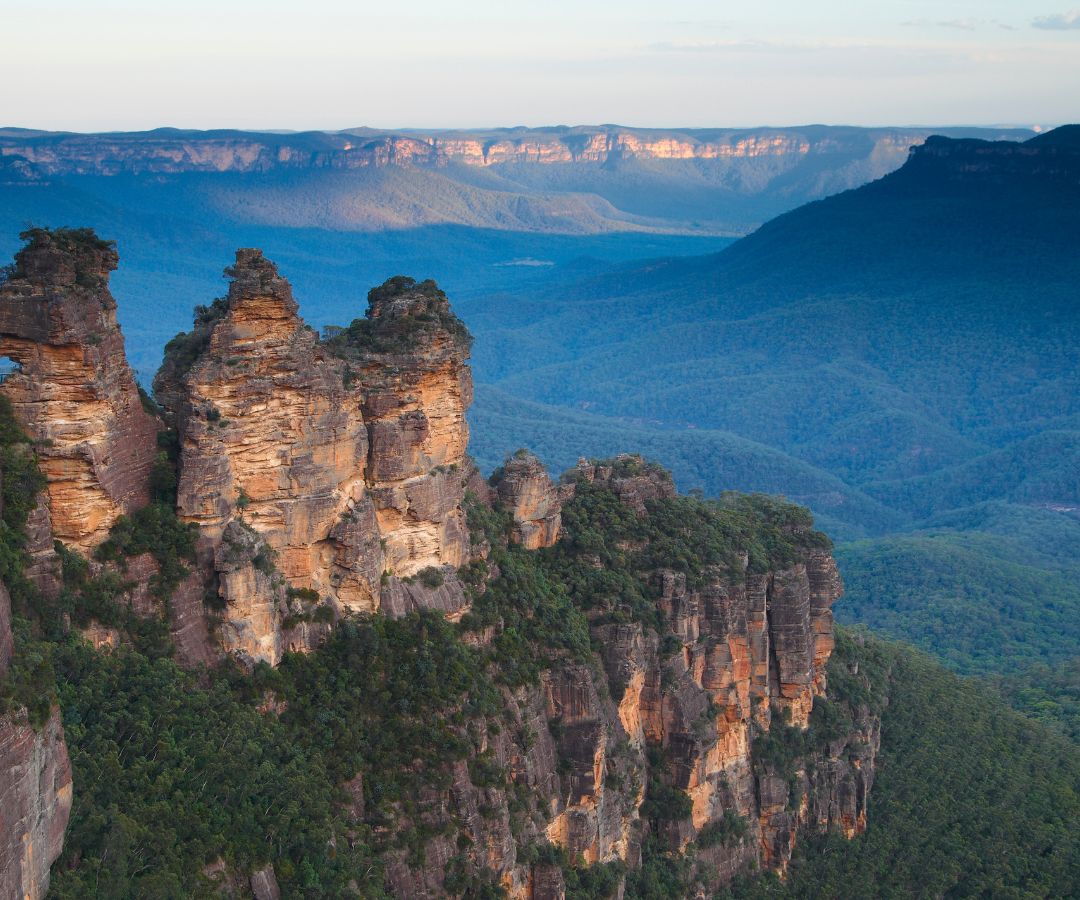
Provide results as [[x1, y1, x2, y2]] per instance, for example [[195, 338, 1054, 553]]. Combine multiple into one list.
[[2, 1, 1078, 132], [0, 121, 1057, 135]]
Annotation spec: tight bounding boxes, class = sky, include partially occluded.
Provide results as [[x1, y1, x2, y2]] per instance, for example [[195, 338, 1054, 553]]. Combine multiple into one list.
[[1, 0, 1077, 131]]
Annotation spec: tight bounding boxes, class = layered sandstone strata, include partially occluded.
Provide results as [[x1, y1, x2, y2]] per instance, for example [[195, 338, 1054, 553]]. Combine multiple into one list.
[[0, 228, 159, 552], [343, 276, 473, 577], [371, 459, 875, 896], [534, 458, 868, 882], [155, 249, 381, 618], [0, 127, 949, 175], [155, 256, 474, 663]]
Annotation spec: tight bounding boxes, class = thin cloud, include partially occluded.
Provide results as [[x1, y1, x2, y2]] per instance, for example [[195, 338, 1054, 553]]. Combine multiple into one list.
[[938, 19, 980, 31], [647, 39, 778, 53], [1032, 10, 1080, 29], [902, 18, 1016, 31]]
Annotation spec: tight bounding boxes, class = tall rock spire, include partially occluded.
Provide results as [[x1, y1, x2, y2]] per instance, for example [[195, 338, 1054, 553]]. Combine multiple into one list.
[[0, 228, 159, 552]]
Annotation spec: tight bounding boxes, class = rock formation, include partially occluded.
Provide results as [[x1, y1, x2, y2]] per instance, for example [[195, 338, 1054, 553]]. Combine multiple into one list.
[[0, 228, 158, 552], [527, 458, 868, 882], [0, 582, 11, 678], [153, 256, 474, 664], [491, 451, 565, 549], [0, 708, 72, 900], [343, 275, 473, 577], [152, 249, 377, 663], [0, 232, 882, 895], [358, 456, 877, 896]]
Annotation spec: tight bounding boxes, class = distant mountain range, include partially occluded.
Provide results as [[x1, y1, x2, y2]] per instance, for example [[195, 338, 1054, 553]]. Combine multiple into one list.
[[0, 124, 1031, 234], [461, 125, 1080, 694]]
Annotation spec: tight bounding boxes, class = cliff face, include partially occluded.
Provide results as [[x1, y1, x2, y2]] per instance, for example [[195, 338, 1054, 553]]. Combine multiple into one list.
[[367, 456, 877, 897], [543, 460, 869, 878], [0, 707, 72, 900], [0, 582, 11, 678], [0, 228, 158, 553], [0, 126, 1027, 176], [154, 257, 473, 664]]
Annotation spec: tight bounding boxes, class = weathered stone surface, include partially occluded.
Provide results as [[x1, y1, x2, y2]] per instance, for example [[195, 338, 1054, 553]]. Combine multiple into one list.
[[492, 451, 563, 549], [157, 249, 380, 617], [250, 863, 281, 900], [570, 455, 676, 516], [379, 572, 470, 620], [167, 567, 218, 668], [0, 582, 11, 678], [23, 494, 61, 600], [348, 277, 473, 577], [155, 257, 477, 662], [213, 521, 289, 666], [0, 706, 72, 900], [542, 663, 644, 866], [0, 229, 159, 552], [528, 863, 566, 900]]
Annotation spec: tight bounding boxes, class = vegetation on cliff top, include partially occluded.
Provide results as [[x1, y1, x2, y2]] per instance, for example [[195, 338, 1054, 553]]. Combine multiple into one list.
[[322, 275, 473, 358]]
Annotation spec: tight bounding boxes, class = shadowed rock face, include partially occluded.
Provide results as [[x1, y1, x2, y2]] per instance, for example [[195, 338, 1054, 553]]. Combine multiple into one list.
[[0, 582, 11, 678], [518, 457, 870, 885], [0, 707, 72, 900], [492, 451, 564, 549], [0, 229, 159, 552]]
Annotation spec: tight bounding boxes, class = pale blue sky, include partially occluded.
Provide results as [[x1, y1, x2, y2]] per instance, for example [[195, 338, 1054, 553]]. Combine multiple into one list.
[[1, 0, 1077, 130]]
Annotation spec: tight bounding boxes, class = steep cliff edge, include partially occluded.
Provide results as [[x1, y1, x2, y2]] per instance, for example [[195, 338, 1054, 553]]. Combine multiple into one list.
[[0, 231, 882, 896], [324, 275, 474, 579], [0, 228, 158, 553], [0, 394, 73, 900], [0, 126, 1029, 177], [487, 456, 874, 889], [491, 450, 566, 550]]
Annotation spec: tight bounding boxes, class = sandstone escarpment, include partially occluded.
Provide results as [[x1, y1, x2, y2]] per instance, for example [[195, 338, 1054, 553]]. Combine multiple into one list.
[[0, 126, 1017, 177], [367, 455, 873, 897], [0, 707, 72, 900], [492, 451, 565, 550], [0, 228, 158, 552], [475, 456, 874, 890]]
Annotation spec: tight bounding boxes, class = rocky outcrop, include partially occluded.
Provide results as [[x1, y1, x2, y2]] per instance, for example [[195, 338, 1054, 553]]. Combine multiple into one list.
[[483, 458, 869, 890], [156, 249, 379, 617], [570, 455, 677, 515], [0, 229, 882, 896], [0, 228, 158, 552], [492, 452, 565, 550], [0, 707, 72, 900], [541, 662, 644, 867], [344, 276, 473, 578], [154, 255, 474, 663]]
